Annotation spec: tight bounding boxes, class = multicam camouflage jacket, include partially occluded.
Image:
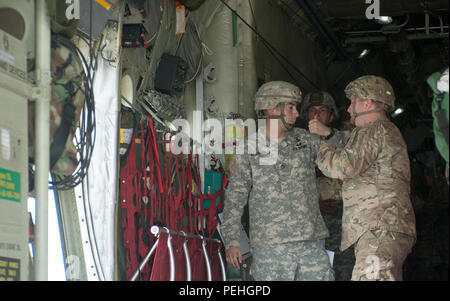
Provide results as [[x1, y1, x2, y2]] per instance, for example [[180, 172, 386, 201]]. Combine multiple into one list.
[[316, 119, 417, 251], [317, 176, 343, 201], [221, 127, 346, 250]]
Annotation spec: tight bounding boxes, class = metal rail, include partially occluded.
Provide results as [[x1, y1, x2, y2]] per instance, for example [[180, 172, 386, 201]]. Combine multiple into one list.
[[180, 231, 192, 281], [218, 245, 227, 281], [149, 226, 224, 281], [201, 236, 212, 281], [130, 237, 160, 281], [34, 0, 52, 281]]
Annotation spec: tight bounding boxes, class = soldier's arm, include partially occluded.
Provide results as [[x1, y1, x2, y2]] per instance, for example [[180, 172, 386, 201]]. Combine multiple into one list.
[[309, 128, 351, 160], [315, 127, 380, 179], [327, 129, 351, 148], [221, 154, 252, 250], [308, 116, 351, 148]]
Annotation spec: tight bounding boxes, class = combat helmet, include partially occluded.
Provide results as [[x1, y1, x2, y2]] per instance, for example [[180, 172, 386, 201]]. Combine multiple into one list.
[[300, 91, 339, 122], [344, 75, 396, 125], [344, 75, 396, 112], [254, 81, 302, 130]]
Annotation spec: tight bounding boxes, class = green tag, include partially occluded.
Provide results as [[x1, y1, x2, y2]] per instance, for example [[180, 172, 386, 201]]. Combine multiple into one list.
[[0, 168, 21, 202]]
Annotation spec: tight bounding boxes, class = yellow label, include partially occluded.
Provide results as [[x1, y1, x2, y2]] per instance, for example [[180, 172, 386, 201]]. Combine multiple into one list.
[[119, 129, 124, 144], [95, 0, 111, 10]]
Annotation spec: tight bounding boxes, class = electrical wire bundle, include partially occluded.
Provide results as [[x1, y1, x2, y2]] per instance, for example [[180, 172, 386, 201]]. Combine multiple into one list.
[[49, 34, 96, 190]]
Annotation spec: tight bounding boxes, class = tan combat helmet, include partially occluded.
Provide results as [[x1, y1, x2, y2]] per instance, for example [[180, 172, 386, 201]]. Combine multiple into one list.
[[300, 91, 340, 122], [345, 75, 396, 112], [254, 81, 302, 130], [344, 75, 396, 123]]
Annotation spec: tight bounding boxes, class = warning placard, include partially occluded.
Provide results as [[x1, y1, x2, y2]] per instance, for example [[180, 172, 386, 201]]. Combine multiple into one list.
[[0, 168, 20, 202], [0, 256, 20, 281]]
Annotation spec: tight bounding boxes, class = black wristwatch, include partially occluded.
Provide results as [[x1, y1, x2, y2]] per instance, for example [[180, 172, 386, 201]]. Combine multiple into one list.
[[325, 128, 336, 140]]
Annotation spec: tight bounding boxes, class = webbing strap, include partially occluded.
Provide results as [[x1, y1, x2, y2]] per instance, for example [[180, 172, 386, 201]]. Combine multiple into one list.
[[148, 118, 164, 192]]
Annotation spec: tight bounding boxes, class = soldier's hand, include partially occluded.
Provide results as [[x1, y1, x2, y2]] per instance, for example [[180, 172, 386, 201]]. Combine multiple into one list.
[[309, 117, 331, 137], [319, 199, 338, 213], [226, 248, 242, 270]]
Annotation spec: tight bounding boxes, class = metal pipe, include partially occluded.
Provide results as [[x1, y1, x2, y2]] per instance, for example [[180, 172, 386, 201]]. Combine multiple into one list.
[[33, 0, 52, 281], [217, 246, 227, 281], [167, 233, 176, 281], [345, 26, 449, 35], [180, 231, 192, 281], [150, 226, 221, 245], [201, 237, 212, 281], [316, 2, 448, 19], [439, 16, 444, 33], [151, 226, 222, 281], [130, 237, 160, 281], [345, 32, 448, 44]]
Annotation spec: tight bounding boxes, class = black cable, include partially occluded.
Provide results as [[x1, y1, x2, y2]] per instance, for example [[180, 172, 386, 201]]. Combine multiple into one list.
[[216, 0, 321, 91]]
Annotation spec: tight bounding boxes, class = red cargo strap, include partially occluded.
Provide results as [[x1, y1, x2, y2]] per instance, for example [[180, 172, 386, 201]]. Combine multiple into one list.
[[121, 116, 226, 280]]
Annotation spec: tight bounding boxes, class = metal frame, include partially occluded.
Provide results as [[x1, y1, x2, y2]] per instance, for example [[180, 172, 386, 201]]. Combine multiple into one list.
[[130, 226, 225, 281], [33, 0, 52, 281], [201, 235, 212, 281]]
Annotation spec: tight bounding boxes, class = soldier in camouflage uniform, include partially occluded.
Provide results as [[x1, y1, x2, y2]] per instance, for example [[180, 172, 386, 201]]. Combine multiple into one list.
[[302, 91, 355, 281], [221, 81, 344, 281], [316, 75, 416, 281], [49, 37, 85, 175]]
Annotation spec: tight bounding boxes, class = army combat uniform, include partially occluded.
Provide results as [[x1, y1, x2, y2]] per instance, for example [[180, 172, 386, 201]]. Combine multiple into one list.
[[316, 76, 416, 281], [222, 125, 337, 281]]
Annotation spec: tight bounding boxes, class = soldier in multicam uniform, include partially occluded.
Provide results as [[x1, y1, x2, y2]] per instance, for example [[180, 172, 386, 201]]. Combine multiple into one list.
[[302, 91, 355, 281], [316, 75, 417, 281], [221, 81, 343, 281]]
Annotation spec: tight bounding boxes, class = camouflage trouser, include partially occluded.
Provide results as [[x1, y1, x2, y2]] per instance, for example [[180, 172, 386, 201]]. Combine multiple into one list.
[[322, 204, 355, 281], [352, 230, 415, 281], [250, 240, 334, 281]]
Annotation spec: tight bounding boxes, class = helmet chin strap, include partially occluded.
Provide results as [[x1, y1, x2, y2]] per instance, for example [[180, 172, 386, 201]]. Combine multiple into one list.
[[351, 106, 384, 125], [261, 103, 295, 131], [279, 103, 295, 131]]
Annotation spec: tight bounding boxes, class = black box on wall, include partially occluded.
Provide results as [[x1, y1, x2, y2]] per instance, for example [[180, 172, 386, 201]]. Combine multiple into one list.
[[154, 53, 188, 97]]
